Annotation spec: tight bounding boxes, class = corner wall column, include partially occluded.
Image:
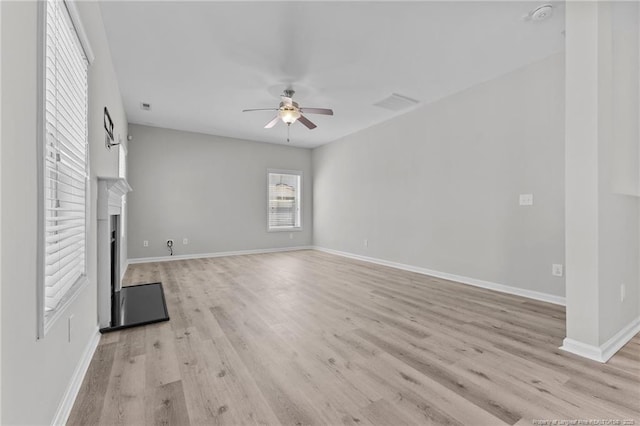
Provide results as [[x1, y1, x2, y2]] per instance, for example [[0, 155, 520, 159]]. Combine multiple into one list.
[[563, 0, 602, 353], [563, 1, 640, 362]]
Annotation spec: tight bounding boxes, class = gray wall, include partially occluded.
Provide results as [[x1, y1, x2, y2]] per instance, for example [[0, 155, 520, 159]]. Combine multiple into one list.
[[1, 1, 128, 424], [313, 53, 566, 298], [597, 1, 640, 346], [596, 2, 640, 345], [0, 1, 3, 420], [127, 124, 312, 259], [565, 1, 639, 349]]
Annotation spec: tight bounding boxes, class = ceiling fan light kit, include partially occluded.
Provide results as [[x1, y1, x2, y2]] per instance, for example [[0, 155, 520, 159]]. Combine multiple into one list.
[[242, 89, 333, 142], [279, 105, 301, 125]]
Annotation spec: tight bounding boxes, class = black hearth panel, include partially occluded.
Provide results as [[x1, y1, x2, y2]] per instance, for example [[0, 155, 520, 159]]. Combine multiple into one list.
[[100, 282, 169, 333]]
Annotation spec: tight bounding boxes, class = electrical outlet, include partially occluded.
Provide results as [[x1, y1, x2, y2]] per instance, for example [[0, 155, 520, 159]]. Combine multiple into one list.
[[519, 194, 534, 206], [552, 264, 563, 277], [364, 239, 369, 247], [143, 240, 149, 247], [621, 284, 626, 302], [183, 238, 188, 245], [166, 239, 174, 247]]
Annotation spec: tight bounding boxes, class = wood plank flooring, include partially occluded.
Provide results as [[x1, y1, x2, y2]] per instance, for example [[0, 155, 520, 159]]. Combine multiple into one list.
[[68, 250, 640, 425]]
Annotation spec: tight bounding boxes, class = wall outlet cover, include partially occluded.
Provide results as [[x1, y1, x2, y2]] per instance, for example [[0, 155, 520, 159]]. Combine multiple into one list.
[[552, 263, 563, 277]]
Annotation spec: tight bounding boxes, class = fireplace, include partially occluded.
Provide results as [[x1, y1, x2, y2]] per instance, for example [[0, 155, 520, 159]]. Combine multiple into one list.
[[97, 177, 169, 332]]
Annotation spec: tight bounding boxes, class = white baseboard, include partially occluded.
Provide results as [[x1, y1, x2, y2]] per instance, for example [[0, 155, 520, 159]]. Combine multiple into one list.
[[560, 338, 606, 363], [128, 245, 313, 264], [313, 246, 566, 306], [560, 316, 640, 363], [51, 328, 101, 426]]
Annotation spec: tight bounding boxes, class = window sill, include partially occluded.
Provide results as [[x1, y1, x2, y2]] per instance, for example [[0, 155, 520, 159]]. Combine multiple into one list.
[[268, 227, 303, 233]]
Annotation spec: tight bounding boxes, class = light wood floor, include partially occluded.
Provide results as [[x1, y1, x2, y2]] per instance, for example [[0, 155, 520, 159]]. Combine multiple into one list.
[[69, 250, 640, 425]]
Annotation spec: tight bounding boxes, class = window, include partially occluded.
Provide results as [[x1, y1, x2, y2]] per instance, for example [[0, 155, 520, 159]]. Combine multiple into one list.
[[38, 0, 89, 336], [268, 170, 302, 230]]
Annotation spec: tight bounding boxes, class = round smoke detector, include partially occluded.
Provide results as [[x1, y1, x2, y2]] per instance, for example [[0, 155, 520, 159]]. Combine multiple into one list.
[[530, 4, 553, 21]]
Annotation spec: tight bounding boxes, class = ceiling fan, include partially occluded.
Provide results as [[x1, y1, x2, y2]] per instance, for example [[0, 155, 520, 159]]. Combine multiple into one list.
[[242, 89, 333, 133]]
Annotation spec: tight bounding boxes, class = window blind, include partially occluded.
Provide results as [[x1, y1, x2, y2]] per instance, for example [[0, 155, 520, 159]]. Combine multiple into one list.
[[268, 172, 301, 229], [43, 0, 88, 314]]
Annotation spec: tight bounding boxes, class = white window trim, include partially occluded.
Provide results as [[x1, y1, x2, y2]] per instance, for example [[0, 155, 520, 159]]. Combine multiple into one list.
[[36, 0, 92, 339], [267, 168, 303, 232], [62, 1, 94, 65]]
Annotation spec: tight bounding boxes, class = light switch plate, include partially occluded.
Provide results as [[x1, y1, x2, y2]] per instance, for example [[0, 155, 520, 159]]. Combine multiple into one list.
[[519, 194, 534, 206]]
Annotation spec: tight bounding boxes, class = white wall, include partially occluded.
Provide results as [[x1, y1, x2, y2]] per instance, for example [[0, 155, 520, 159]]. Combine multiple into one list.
[[79, 0, 130, 311], [0, 1, 3, 421], [564, 2, 640, 355], [0, 2, 127, 424], [313, 53, 565, 299], [564, 0, 602, 348], [598, 1, 640, 345], [127, 124, 313, 260], [119, 145, 129, 281]]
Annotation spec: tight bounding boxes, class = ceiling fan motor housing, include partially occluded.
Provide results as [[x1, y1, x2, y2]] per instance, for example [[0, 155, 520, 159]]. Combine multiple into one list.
[[242, 88, 332, 132]]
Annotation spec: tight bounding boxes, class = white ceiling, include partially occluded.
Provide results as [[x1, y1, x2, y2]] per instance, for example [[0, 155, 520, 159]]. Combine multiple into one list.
[[99, 1, 565, 148]]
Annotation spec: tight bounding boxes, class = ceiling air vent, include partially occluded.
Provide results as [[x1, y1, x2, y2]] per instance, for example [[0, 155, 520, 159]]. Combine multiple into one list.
[[523, 4, 553, 22], [140, 102, 152, 111], [373, 93, 420, 111]]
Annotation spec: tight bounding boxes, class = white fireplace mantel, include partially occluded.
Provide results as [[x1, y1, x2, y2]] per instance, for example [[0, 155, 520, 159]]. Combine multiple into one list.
[[97, 177, 132, 328], [97, 177, 131, 219]]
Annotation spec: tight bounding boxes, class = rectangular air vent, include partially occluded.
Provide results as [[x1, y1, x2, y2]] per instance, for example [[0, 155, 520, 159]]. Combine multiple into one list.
[[140, 102, 152, 111], [373, 93, 420, 111]]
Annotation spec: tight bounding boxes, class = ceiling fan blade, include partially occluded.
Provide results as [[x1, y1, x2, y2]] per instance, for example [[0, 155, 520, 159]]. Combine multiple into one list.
[[281, 96, 293, 106], [264, 116, 280, 129], [297, 115, 317, 130], [243, 108, 278, 113], [300, 107, 333, 116]]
